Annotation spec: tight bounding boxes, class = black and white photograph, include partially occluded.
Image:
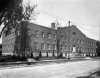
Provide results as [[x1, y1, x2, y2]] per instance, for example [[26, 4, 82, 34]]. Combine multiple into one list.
[[0, 0, 100, 78]]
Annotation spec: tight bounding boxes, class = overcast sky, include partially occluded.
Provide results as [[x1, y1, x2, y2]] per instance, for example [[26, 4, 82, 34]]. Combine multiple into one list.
[[29, 0, 100, 40], [0, 0, 100, 43]]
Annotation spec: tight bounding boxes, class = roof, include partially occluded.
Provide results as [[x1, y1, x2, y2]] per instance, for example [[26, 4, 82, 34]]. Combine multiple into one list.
[[28, 22, 56, 31]]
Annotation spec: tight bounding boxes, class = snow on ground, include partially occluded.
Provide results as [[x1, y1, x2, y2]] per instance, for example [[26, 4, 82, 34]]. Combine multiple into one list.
[[0, 60, 100, 78]]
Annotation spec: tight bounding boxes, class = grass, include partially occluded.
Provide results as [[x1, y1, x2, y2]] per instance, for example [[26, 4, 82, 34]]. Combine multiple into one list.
[[77, 69, 100, 78]]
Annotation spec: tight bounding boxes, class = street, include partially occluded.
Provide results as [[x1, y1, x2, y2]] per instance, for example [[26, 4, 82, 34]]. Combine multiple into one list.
[[0, 59, 100, 78]]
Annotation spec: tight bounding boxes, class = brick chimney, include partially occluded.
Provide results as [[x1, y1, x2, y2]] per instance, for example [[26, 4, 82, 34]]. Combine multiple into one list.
[[51, 22, 56, 29]]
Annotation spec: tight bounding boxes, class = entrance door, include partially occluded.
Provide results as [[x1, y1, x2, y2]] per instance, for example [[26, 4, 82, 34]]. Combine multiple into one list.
[[72, 45, 76, 53]]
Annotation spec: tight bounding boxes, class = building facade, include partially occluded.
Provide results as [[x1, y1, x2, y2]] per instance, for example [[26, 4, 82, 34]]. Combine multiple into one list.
[[27, 23, 57, 57], [2, 21, 97, 58], [96, 41, 100, 56], [57, 25, 97, 57], [2, 28, 16, 56]]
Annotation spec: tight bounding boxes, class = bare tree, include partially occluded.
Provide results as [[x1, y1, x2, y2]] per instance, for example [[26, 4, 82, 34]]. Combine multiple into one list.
[[14, 2, 37, 58], [0, 0, 23, 37], [0, 0, 37, 58], [0, 0, 37, 37]]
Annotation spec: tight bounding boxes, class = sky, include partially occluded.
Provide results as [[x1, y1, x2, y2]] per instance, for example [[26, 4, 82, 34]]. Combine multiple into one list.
[[26, 0, 100, 40], [0, 0, 100, 43]]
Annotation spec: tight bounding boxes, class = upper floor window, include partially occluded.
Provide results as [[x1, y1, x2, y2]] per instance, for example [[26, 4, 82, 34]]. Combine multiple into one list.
[[34, 42, 38, 49], [61, 35, 64, 38], [53, 44, 56, 50], [35, 30, 39, 37], [72, 32, 76, 35], [80, 40, 82, 44], [41, 43, 45, 50], [48, 33, 51, 38], [47, 43, 51, 50], [77, 39, 80, 43], [53, 34, 56, 38], [41, 32, 45, 38], [17, 31, 20, 36]]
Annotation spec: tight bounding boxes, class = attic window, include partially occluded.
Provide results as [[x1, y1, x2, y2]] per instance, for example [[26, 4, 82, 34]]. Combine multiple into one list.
[[72, 32, 76, 35]]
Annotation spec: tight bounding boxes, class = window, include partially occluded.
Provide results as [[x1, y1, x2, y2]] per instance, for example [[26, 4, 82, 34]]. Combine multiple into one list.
[[80, 40, 82, 44], [47, 44, 51, 50], [61, 35, 64, 38], [91, 42, 93, 46], [35, 30, 40, 37], [77, 39, 80, 43], [34, 42, 38, 49], [73, 39, 76, 43], [41, 32, 45, 38], [72, 32, 76, 35], [82, 40, 84, 44], [48, 33, 51, 38], [65, 45, 68, 50], [53, 34, 56, 38], [17, 31, 20, 36], [41, 43, 45, 50], [53, 44, 56, 50]]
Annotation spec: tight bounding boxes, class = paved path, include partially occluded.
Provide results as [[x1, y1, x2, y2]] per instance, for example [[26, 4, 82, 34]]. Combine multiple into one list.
[[0, 60, 100, 78], [0, 57, 93, 68]]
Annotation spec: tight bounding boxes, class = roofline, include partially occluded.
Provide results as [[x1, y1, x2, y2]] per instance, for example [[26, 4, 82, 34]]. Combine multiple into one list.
[[29, 23, 57, 31]]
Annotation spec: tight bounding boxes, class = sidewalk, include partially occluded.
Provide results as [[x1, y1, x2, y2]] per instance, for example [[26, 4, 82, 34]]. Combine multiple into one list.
[[0, 57, 94, 68], [0, 60, 99, 78]]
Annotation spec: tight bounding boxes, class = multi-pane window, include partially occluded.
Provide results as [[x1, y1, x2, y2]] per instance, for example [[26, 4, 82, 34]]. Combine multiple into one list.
[[35, 30, 40, 37], [64, 45, 68, 50], [41, 32, 45, 38], [47, 33, 51, 38], [53, 34, 56, 38], [77, 39, 79, 43], [82, 40, 84, 44], [47, 44, 51, 50], [73, 39, 76, 43], [34, 42, 38, 49], [72, 32, 76, 35], [53, 44, 56, 50], [41, 43, 45, 50], [17, 31, 20, 36], [92, 42, 93, 46], [35, 30, 38, 37]]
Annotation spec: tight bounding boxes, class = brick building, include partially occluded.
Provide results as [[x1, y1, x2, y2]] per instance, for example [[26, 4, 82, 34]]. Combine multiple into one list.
[[57, 25, 97, 57], [2, 22, 57, 57], [2, 21, 97, 58], [2, 28, 16, 55], [27, 22, 57, 57]]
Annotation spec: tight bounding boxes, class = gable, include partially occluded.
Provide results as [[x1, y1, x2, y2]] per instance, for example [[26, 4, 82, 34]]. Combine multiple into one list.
[[70, 25, 86, 39]]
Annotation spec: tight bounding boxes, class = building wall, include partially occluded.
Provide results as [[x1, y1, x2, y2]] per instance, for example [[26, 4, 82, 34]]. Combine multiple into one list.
[[85, 38, 97, 56], [2, 28, 16, 55], [57, 25, 97, 57], [27, 23, 57, 57], [2, 22, 97, 58]]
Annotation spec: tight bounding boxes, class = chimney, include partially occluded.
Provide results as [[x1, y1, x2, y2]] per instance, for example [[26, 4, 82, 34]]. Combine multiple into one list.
[[51, 22, 56, 29]]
